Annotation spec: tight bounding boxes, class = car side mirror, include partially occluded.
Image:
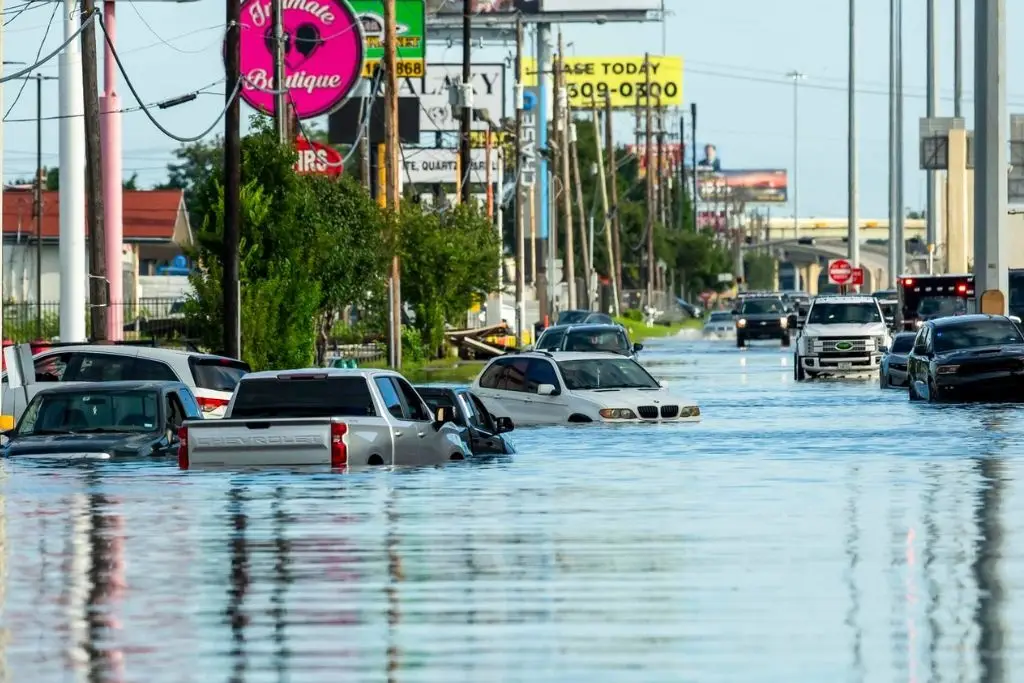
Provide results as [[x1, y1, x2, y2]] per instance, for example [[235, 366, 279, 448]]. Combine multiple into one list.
[[633, 343, 644, 353], [537, 383, 559, 396], [495, 416, 514, 433]]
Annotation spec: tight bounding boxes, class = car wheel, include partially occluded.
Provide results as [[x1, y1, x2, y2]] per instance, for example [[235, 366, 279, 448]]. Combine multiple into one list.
[[908, 378, 921, 401], [794, 356, 806, 381], [736, 335, 746, 348], [781, 333, 791, 348], [879, 370, 888, 389], [927, 379, 941, 403]]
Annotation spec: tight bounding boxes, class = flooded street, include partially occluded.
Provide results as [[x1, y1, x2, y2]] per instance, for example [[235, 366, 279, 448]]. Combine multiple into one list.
[[2, 331, 1022, 682]]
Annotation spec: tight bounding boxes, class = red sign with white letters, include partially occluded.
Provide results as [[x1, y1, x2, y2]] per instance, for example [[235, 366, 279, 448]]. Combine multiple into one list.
[[293, 137, 343, 177]]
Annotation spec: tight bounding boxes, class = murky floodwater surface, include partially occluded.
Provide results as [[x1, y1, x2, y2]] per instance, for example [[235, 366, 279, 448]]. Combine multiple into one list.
[[1, 332, 1022, 682]]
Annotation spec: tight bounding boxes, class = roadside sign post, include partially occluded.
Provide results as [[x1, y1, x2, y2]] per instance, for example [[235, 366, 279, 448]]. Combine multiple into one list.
[[828, 259, 853, 288]]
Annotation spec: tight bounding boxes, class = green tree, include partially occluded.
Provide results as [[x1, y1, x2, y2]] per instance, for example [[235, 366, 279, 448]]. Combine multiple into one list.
[[399, 202, 500, 356], [154, 138, 224, 226]]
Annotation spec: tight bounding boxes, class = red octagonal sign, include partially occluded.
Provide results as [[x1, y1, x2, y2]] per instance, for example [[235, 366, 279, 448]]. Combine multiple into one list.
[[294, 137, 343, 177], [828, 258, 853, 285]]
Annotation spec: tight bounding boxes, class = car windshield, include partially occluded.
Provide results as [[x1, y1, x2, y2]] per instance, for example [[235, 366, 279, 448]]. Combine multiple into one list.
[[563, 329, 629, 354], [933, 321, 1024, 352], [917, 296, 967, 319], [741, 299, 784, 314], [557, 358, 659, 390], [708, 312, 733, 322], [807, 302, 882, 324], [557, 311, 589, 325], [16, 389, 160, 436], [890, 335, 916, 353]]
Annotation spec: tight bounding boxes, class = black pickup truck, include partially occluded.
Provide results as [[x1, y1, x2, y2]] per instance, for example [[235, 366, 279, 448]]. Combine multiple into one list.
[[0, 381, 201, 461], [734, 295, 792, 348]]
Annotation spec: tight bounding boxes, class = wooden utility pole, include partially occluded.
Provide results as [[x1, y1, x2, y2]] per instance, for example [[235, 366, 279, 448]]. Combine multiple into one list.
[[221, 0, 242, 357], [458, 0, 472, 204], [513, 16, 526, 343], [657, 109, 667, 229], [550, 46, 561, 306], [80, 0, 108, 340], [557, 33, 576, 310], [485, 128, 493, 218], [643, 53, 655, 308], [272, 0, 287, 143], [570, 114, 591, 309], [592, 102, 619, 317], [606, 96, 622, 305], [384, 0, 401, 368]]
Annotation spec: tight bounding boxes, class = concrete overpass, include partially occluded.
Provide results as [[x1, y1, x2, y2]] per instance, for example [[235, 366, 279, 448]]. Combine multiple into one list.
[[761, 217, 927, 242]]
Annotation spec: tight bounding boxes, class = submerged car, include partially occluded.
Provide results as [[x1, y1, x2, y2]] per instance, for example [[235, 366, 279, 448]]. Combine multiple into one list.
[[471, 351, 700, 426], [703, 311, 736, 336], [907, 314, 1024, 402], [1, 381, 201, 461], [879, 332, 917, 388], [416, 386, 515, 456], [535, 323, 641, 359]]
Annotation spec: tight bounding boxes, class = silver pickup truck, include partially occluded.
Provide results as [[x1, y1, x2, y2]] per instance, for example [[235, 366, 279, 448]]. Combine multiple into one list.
[[178, 368, 472, 468]]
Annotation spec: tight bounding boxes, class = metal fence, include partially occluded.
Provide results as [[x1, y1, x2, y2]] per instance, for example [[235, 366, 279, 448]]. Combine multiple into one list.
[[3, 298, 187, 342]]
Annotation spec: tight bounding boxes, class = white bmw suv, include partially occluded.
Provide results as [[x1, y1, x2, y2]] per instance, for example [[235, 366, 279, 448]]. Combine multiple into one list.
[[794, 295, 890, 381]]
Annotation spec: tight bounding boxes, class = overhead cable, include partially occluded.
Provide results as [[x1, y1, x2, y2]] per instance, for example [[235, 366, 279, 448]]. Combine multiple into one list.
[[4, 0, 59, 120], [0, 10, 96, 83]]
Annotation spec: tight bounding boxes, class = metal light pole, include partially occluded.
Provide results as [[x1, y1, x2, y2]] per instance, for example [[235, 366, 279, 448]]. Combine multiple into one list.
[[847, 0, 859, 285], [925, 0, 940, 271], [888, 0, 899, 287], [894, 0, 905, 278], [787, 71, 806, 242]]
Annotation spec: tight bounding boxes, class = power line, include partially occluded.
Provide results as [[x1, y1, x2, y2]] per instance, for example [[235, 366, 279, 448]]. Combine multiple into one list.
[[3, 0, 58, 120], [1, 10, 96, 83], [125, 0, 221, 55]]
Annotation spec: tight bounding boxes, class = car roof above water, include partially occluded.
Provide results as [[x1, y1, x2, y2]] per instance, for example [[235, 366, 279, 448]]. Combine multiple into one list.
[[33, 380, 187, 395]]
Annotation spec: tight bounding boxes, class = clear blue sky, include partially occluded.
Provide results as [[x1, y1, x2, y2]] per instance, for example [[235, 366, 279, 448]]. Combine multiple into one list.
[[4, 0, 1023, 218]]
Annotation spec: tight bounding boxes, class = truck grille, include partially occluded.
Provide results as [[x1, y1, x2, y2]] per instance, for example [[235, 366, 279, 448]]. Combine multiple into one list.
[[812, 338, 872, 353], [637, 406, 658, 419], [660, 405, 679, 418]]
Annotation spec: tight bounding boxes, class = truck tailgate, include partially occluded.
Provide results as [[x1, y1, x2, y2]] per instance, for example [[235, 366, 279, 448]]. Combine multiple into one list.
[[184, 417, 333, 466]]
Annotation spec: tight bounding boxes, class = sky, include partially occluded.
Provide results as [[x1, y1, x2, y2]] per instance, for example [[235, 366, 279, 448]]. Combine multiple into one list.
[[3, 0, 1022, 219]]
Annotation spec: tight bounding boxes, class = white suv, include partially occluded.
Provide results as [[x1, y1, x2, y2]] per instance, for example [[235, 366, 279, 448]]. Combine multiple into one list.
[[471, 351, 700, 426], [794, 295, 890, 381]]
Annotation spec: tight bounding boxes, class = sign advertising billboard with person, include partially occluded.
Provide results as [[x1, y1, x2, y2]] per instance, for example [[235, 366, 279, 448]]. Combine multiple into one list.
[[696, 169, 789, 203]]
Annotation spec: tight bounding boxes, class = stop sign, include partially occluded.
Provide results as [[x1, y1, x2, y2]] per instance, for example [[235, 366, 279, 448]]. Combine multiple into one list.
[[293, 137, 343, 177], [828, 259, 853, 285]]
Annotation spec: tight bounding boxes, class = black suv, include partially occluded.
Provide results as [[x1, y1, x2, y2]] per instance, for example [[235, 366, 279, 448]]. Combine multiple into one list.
[[733, 296, 791, 348]]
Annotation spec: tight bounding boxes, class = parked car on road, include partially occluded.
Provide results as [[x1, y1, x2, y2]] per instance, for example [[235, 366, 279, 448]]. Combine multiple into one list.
[[703, 311, 736, 337], [879, 332, 917, 388], [557, 310, 614, 326], [416, 386, 515, 456], [1, 345, 248, 421], [471, 351, 700, 426], [907, 314, 1024, 402], [178, 368, 472, 468], [535, 324, 641, 358], [1, 381, 201, 461]]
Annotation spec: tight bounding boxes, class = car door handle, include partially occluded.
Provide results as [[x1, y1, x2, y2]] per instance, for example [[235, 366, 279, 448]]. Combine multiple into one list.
[[393, 430, 403, 438], [417, 432, 426, 438]]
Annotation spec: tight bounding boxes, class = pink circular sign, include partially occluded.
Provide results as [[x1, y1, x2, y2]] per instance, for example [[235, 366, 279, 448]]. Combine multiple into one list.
[[237, 0, 364, 120]]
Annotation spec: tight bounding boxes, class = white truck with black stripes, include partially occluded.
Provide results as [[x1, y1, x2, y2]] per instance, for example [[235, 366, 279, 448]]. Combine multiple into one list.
[[177, 368, 471, 468], [793, 295, 890, 381]]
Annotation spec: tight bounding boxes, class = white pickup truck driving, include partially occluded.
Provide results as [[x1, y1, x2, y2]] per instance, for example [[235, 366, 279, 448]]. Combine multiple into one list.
[[794, 295, 890, 381], [178, 368, 472, 468]]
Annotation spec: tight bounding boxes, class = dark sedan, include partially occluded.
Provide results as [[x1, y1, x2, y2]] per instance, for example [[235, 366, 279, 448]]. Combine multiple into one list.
[[416, 386, 515, 456], [907, 314, 1024, 402], [1, 380, 201, 460]]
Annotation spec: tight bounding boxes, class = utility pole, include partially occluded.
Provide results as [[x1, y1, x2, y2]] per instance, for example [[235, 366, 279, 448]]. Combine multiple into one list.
[[81, 0, 108, 340], [513, 16, 525, 344], [486, 128, 493, 218], [787, 71, 805, 241], [570, 118, 591, 309], [549, 48, 561, 312], [690, 103, 698, 234], [657, 109, 667, 230], [558, 33, 575, 310], [272, 0, 287, 143], [643, 53, 655, 308], [223, 0, 241, 357], [848, 0, 859, 286], [954, 0, 962, 118], [59, 0, 87, 343], [888, 0, 898, 287], [34, 74, 42, 337], [925, 0, 939, 267], [895, 0, 905, 278], [593, 102, 619, 316], [607, 95, 622, 305], [458, 0, 472, 204], [973, 0, 1007, 310], [384, 0, 401, 368]]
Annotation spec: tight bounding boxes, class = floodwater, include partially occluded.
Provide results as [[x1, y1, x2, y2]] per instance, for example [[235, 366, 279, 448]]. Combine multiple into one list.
[[1, 332, 1022, 682]]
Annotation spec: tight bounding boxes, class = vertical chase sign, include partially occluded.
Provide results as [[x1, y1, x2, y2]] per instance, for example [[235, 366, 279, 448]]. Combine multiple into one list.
[[520, 88, 537, 187]]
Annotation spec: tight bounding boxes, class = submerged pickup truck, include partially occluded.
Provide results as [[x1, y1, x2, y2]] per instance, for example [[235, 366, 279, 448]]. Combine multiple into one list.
[[178, 368, 472, 469]]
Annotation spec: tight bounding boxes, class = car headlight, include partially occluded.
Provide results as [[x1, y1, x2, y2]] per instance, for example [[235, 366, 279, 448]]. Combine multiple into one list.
[[737, 318, 747, 328], [679, 406, 701, 418], [779, 317, 788, 327], [914, 320, 923, 328], [599, 408, 637, 419], [937, 365, 959, 374]]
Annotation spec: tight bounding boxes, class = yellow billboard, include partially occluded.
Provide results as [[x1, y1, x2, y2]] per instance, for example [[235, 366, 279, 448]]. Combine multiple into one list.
[[522, 55, 683, 109]]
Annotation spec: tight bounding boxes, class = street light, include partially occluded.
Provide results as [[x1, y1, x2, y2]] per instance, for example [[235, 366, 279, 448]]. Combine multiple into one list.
[[787, 70, 806, 246]]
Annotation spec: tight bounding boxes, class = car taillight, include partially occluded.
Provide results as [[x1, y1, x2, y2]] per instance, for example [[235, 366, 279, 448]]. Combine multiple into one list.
[[330, 422, 348, 469], [197, 396, 229, 413], [904, 278, 914, 286], [957, 283, 967, 294], [178, 425, 189, 469]]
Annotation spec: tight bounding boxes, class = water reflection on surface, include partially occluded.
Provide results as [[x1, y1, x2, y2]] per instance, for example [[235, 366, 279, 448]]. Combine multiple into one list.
[[0, 336, 1022, 681]]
